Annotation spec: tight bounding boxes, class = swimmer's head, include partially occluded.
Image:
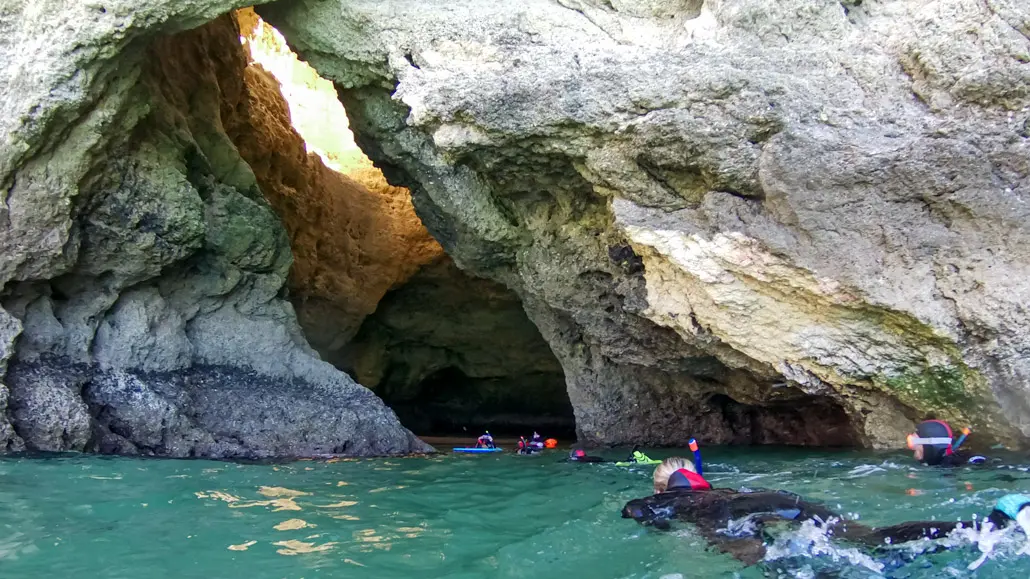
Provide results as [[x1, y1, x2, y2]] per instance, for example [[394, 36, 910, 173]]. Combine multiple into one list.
[[907, 420, 954, 465], [988, 494, 1030, 530], [653, 457, 695, 493], [570, 448, 587, 459]]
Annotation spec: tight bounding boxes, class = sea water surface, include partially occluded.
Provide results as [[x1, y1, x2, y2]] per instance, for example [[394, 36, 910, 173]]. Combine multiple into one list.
[[2, 446, 1030, 578]]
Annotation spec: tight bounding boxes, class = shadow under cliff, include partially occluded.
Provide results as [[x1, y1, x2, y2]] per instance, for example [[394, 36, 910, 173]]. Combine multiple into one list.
[[336, 257, 575, 438]]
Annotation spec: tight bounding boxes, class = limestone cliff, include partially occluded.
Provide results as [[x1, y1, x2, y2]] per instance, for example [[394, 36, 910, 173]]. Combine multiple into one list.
[[0, 6, 428, 458], [3, 0, 1029, 452], [262, 0, 1030, 448]]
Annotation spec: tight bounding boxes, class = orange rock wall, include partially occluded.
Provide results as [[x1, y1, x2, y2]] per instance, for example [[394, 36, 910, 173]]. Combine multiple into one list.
[[226, 12, 443, 351]]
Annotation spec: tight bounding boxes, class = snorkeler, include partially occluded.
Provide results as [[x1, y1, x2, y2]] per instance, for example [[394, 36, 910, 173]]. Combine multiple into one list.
[[987, 493, 1030, 533], [530, 432, 544, 451], [517, 435, 540, 455], [475, 431, 495, 449], [906, 419, 986, 466], [531, 432, 543, 446], [566, 448, 606, 463], [622, 456, 974, 566]]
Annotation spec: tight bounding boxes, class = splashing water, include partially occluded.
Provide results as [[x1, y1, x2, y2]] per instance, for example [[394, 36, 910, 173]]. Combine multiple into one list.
[[763, 517, 885, 575], [940, 514, 1030, 572], [1018, 508, 1030, 555]]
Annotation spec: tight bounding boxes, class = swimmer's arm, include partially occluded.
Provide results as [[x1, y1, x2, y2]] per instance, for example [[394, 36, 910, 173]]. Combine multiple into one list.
[[835, 520, 969, 547], [699, 529, 767, 566], [621, 501, 673, 530]]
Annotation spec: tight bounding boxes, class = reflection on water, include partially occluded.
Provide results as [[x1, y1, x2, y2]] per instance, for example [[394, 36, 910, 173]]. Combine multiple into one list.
[[273, 538, 337, 555], [273, 519, 313, 531], [228, 540, 257, 551], [229, 498, 301, 511], [314, 500, 357, 508], [257, 487, 310, 498], [2, 448, 1030, 577]]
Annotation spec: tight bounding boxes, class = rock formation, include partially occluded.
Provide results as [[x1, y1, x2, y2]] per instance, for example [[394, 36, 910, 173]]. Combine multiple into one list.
[[0, 7, 428, 458], [2, 0, 1028, 452], [261, 0, 1030, 448]]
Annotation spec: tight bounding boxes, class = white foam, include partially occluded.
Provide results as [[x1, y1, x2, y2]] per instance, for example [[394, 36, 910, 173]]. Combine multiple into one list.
[[763, 517, 885, 574], [844, 465, 886, 479]]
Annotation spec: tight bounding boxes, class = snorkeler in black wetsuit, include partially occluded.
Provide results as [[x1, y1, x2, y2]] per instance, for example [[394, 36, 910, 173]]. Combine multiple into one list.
[[622, 486, 968, 565], [566, 448, 605, 463], [622, 458, 974, 566], [906, 419, 986, 466]]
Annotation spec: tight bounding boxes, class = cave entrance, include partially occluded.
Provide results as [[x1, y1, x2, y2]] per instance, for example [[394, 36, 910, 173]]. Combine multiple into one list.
[[706, 393, 860, 447], [337, 257, 575, 440], [382, 366, 576, 438], [232, 9, 575, 441]]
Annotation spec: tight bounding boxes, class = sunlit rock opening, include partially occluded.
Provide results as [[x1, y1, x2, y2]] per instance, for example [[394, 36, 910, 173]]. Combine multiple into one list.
[[234, 9, 574, 439]]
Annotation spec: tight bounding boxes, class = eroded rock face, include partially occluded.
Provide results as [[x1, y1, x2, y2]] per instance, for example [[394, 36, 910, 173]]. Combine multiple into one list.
[[233, 11, 445, 353], [341, 256, 573, 435], [263, 0, 1030, 447], [0, 8, 429, 457]]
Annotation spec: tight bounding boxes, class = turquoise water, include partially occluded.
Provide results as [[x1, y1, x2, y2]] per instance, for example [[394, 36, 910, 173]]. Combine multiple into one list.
[[2, 447, 1030, 578]]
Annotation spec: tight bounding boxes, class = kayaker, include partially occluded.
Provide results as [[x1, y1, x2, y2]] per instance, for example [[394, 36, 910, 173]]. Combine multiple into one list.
[[625, 445, 655, 465], [475, 431, 495, 449], [529, 432, 544, 451], [906, 419, 986, 466], [623, 457, 977, 566]]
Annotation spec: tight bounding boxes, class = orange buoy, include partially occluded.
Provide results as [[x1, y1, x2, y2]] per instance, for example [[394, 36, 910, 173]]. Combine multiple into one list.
[[544, 438, 558, 449]]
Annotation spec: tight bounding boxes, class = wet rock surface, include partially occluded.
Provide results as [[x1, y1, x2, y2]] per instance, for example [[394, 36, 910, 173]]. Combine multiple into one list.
[[4, 361, 422, 458], [261, 0, 1030, 447]]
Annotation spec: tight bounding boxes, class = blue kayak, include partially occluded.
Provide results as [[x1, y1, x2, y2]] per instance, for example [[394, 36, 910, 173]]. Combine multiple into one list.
[[453, 447, 503, 453]]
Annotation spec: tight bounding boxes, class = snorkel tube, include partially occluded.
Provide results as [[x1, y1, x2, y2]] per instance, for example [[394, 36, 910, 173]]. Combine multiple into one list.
[[688, 438, 703, 476], [952, 427, 972, 452]]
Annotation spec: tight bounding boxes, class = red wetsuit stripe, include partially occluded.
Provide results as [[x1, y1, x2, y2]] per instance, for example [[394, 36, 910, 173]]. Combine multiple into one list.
[[675, 468, 712, 490]]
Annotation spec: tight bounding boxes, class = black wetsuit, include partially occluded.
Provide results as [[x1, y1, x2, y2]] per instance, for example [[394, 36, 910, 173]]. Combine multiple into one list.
[[929, 451, 986, 467], [567, 455, 605, 463], [915, 420, 987, 466], [622, 488, 967, 566]]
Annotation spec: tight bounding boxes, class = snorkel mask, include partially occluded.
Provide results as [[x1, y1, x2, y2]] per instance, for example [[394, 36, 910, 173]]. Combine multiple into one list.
[[907, 420, 969, 464], [906, 425, 971, 451], [906, 433, 953, 450]]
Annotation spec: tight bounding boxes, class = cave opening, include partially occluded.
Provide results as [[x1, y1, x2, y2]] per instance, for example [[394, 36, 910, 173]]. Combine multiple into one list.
[[232, 9, 576, 441], [705, 393, 860, 447], [334, 256, 576, 439], [381, 366, 576, 438]]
